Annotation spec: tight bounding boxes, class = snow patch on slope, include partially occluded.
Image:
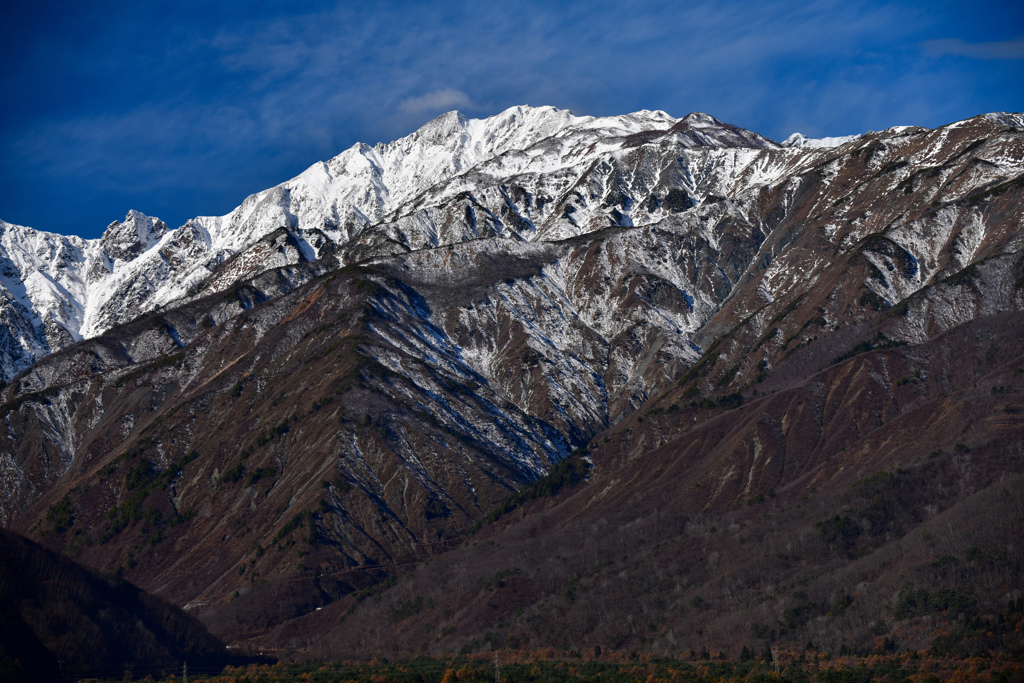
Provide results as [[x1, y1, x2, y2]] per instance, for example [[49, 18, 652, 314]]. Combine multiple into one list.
[[782, 132, 861, 149]]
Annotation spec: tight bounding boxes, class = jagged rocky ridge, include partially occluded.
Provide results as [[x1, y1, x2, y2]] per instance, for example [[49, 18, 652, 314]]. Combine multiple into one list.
[[0, 107, 1022, 654], [0, 106, 835, 382]]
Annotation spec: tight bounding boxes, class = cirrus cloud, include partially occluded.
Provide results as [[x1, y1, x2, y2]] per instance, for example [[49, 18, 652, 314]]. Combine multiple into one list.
[[398, 89, 475, 116], [1, 0, 1021, 238], [922, 37, 1024, 60]]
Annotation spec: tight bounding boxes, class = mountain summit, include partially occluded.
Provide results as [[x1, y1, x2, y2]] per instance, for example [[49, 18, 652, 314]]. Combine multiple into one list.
[[0, 105, 842, 381]]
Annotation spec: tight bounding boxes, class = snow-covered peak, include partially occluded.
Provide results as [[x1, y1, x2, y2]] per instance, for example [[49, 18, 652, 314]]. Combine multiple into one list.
[[0, 105, 814, 379], [3, 106, 1016, 383], [99, 210, 168, 263], [667, 113, 778, 150], [983, 112, 1024, 130], [680, 112, 722, 127], [782, 132, 861, 149], [412, 105, 581, 157], [570, 108, 676, 133], [182, 104, 687, 257]]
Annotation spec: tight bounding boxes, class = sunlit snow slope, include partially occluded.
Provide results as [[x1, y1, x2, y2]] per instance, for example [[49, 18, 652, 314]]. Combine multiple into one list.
[[0, 107, 1019, 384], [0, 107, 809, 380]]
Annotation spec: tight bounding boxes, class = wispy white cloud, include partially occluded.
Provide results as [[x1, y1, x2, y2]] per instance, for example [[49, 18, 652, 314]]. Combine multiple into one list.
[[9, 104, 263, 192], [398, 89, 474, 116], [3, 0, 1020, 237], [922, 38, 1024, 60]]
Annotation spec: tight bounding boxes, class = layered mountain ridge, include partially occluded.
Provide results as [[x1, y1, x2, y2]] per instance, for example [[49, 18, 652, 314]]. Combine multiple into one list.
[[0, 106, 839, 382], [0, 106, 1022, 659]]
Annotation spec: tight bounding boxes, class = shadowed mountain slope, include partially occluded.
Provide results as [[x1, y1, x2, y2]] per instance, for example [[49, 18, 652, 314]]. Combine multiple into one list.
[[0, 529, 227, 680]]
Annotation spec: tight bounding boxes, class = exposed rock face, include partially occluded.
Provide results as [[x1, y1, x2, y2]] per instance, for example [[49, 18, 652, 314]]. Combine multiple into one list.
[[0, 107, 1021, 655], [309, 311, 1024, 658], [0, 106, 832, 382]]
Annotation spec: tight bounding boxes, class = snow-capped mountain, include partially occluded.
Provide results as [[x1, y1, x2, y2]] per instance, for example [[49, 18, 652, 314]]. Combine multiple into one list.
[[0, 106, 836, 382], [0, 211, 167, 373], [0, 106, 1022, 655]]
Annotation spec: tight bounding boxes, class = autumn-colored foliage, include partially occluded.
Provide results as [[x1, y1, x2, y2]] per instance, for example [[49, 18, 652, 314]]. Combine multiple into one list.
[[98, 650, 1024, 683]]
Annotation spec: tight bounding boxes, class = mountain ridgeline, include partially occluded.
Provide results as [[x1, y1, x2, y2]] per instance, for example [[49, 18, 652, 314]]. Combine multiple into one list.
[[0, 106, 1022, 660]]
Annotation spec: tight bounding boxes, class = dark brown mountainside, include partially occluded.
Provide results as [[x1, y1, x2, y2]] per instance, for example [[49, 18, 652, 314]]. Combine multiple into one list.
[[684, 116, 1024, 402], [0, 268, 568, 645], [0, 111, 1021, 658], [302, 311, 1024, 658], [0, 529, 227, 681]]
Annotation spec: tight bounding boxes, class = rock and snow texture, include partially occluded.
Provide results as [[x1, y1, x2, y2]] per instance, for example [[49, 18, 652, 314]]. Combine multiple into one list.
[[0, 107, 1022, 384], [0, 108, 679, 378], [781, 132, 861, 148]]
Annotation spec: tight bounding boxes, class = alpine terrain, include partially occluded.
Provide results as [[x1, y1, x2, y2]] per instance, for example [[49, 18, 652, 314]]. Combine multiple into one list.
[[0, 106, 1022, 662]]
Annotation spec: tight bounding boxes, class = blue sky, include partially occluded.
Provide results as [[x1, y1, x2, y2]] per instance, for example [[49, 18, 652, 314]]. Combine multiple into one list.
[[1, 0, 1022, 239]]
